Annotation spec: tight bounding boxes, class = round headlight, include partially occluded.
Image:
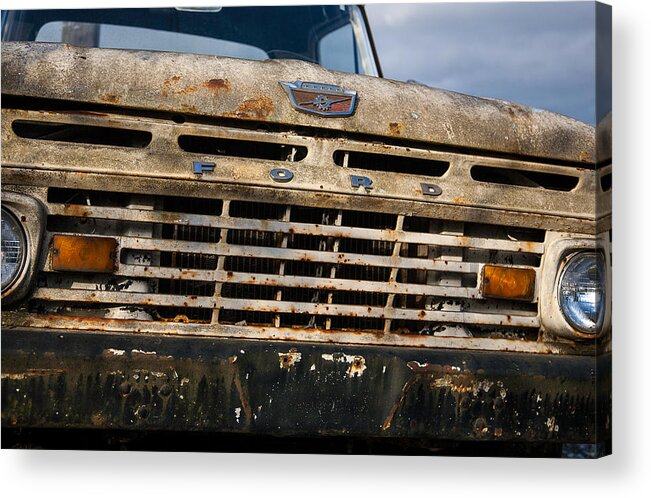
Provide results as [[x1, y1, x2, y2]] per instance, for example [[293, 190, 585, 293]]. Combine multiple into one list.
[[1, 207, 27, 292], [557, 251, 606, 335]]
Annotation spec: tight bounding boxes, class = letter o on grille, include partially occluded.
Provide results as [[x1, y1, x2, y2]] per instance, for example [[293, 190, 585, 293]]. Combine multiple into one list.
[[270, 168, 294, 183]]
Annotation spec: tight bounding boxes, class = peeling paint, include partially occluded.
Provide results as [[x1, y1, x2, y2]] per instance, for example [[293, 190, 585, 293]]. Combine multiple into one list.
[[278, 350, 301, 369], [346, 356, 366, 378], [321, 353, 357, 363]]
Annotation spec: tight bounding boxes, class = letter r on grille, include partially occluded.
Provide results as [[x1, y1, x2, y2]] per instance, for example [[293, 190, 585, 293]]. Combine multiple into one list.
[[351, 175, 373, 190]]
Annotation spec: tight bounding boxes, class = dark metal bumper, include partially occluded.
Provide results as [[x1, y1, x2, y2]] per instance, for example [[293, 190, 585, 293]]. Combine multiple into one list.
[[1, 327, 611, 445]]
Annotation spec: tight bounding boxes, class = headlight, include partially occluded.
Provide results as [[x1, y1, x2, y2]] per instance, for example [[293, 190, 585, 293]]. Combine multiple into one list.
[[557, 251, 606, 335], [1, 207, 27, 292]]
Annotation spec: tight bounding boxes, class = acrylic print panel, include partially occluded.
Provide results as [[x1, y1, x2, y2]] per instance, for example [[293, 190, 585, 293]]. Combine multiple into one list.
[[0, 1, 611, 458]]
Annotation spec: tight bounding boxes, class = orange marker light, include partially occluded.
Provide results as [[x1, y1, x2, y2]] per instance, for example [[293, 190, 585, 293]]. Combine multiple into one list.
[[51, 235, 117, 273], [481, 265, 536, 301]]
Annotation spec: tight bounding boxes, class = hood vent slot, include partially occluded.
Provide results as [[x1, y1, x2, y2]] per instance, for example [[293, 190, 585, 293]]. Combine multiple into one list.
[[334, 150, 449, 177], [179, 134, 307, 162], [12, 120, 152, 148], [471, 165, 579, 191]]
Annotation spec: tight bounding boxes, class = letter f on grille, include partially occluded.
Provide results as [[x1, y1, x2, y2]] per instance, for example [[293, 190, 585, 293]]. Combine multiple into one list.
[[193, 161, 216, 175]]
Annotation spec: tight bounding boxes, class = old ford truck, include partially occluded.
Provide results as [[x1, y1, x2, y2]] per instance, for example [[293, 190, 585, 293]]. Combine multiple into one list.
[[1, 6, 611, 454]]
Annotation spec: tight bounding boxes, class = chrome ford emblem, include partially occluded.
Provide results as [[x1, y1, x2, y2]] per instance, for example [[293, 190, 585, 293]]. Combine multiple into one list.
[[280, 80, 357, 117]]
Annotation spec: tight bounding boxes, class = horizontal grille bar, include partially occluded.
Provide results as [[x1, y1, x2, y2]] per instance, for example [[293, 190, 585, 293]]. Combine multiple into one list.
[[219, 299, 539, 327], [30, 288, 537, 328], [47, 203, 545, 254], [32, 287, 216, 308], [115, 265, 483, 299]]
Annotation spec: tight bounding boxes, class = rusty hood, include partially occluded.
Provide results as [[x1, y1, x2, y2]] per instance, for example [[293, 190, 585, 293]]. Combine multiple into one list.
[[1, 41, 595, 164]]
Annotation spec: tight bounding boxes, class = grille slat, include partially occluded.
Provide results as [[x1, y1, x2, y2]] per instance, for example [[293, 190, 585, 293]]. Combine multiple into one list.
[[217, 298, 538, 327], [47, 203, 544, 254]]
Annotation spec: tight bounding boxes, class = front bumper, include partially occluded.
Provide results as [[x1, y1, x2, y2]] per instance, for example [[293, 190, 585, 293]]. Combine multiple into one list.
[[1, 327, 610, 445]]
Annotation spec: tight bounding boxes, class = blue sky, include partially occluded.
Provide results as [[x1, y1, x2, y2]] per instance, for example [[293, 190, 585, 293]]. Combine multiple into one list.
[[366, 2, 610, 125]]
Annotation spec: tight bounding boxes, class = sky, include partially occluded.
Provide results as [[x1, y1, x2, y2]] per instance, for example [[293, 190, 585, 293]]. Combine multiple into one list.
[[365, 2, 610, 125]]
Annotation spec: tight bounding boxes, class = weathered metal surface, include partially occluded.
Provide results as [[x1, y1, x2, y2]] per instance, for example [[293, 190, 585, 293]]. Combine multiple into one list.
[[1, 328, 611, 443], [1, 41, 596, 164], [0, 36, 612, 451], [1, 168, 598, 235], [8, 171, 551, 347], [1, 108, 599, 222], [44, 203, 546, 253], [2, 311, 589, 355], [1, 171, 612, 352]]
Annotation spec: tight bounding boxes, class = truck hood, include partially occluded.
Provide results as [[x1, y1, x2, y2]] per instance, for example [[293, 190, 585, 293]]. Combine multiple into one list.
[[1, 41, 595, 165]]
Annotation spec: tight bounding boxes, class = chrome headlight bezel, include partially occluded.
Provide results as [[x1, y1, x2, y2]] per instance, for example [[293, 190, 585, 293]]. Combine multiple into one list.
[[557, 251, 606, 335], [539, 233, 611, 341], [1, 206, 28, 292], [1, 192, 46, 305]]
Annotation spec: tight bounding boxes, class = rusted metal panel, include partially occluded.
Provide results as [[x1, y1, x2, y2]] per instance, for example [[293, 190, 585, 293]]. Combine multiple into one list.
[[2, 108, 598, 221], [3, 311, 588, 355], [1, 328, 610, 444], [1, 42, 596, 164], [45, 204, 546, 253], [2, 168, 598, 235], [217, 298, 539, 327], [116, 265, 487, 300]]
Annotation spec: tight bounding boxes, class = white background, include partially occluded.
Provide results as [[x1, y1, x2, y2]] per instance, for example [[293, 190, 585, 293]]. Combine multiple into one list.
[[1, 0, 650, 496]]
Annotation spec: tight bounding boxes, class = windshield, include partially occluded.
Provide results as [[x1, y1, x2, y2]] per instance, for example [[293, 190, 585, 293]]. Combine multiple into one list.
[[1, 6, 379, 76]]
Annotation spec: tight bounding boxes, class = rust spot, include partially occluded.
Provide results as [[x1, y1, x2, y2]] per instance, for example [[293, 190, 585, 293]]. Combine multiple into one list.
[[203, 78, 230, 92], [90, 413, 105, 427], [452, 197, 465, 204], [225, 95, 274, 120], [579, 150, 592, 162], [62, 204, 90, 218], [162, 75, 181, 97], [388, 122, 402, 135], [278, 349, 301, 369], [102, 94, 121, 104], [346, 356, 367, 378]]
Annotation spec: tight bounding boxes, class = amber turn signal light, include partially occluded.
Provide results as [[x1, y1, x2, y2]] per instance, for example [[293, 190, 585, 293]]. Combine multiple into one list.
[[481, 265, 536, 301], [51, 235, 117, 273]]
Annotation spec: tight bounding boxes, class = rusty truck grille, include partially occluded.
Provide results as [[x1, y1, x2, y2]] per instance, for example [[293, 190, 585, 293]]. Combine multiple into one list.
[[30, 187, 543, 341]]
